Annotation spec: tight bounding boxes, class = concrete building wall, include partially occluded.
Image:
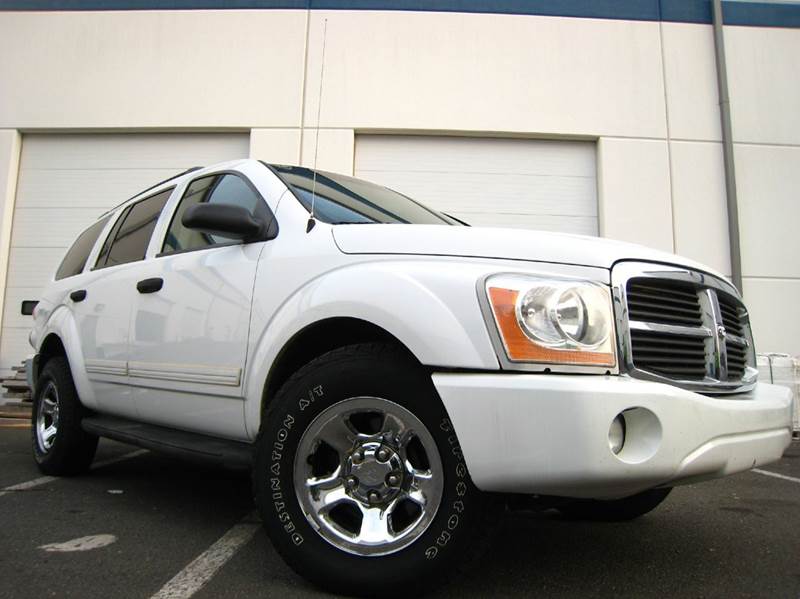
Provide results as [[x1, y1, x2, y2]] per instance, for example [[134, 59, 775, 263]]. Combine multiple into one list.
[[0, 6, 798, 355]]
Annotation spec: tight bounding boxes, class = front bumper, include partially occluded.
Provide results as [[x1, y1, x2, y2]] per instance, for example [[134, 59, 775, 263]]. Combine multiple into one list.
[[433, 374, 793, 499]]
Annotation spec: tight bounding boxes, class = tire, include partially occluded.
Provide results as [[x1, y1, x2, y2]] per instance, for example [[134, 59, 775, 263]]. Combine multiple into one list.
[[31, 356, 98, 476], [255, 343, 494, 597], [558, 487, 672, 522]]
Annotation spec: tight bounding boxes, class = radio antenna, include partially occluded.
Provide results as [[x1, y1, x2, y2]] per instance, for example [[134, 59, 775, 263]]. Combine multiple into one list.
[[307, 18, 328, 234]]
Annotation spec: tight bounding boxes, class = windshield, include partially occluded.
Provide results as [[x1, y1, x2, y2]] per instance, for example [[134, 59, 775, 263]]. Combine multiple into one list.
[[268, 164, 461, 225]]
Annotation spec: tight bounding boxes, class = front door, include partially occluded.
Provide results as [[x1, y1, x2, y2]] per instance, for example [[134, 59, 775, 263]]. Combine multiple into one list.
[[127, 172, 271, 440]]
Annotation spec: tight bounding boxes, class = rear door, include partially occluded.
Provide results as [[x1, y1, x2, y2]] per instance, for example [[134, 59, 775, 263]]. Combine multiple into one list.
[[73, 188, 173, 419], [126, 171, 273, 440]]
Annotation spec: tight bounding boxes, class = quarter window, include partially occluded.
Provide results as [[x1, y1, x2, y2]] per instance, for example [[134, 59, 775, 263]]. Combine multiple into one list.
[[55, 215, 111, 280], [95, 188, 172, 269], [162, 173, 268, 255]]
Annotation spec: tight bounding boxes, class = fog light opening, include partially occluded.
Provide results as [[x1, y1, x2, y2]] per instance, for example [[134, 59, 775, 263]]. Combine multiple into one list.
[[608, 413, 626, 455]]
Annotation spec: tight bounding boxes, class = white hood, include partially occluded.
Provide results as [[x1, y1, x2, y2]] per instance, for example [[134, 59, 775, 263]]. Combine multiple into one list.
[[332, 224, 725, 277]]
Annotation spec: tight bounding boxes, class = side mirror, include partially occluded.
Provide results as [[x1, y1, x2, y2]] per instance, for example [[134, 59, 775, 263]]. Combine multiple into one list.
[[182, 203, 270, 243]]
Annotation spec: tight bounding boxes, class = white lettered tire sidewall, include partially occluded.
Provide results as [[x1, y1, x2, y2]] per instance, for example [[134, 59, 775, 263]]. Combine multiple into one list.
[[254, 344, 489, 596]]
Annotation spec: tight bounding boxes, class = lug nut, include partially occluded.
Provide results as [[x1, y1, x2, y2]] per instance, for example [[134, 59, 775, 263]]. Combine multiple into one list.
[[376, 448, 390, 462], [387, 473, 400, 487], [345, 476, 358, 489], [352, 451, 363, 464], [368, 490, 381, 504]]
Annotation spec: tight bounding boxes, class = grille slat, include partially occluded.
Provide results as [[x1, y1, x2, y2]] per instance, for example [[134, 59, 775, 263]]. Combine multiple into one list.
[[629, 327, 707, 380], [626, 290, 701, 310], [627, 280, 703, 328], [718, 295, 746, 337]]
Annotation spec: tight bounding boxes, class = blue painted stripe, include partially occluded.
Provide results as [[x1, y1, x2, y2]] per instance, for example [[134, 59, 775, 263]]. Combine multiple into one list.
[[1, 0, 799, 28], [724, 1, 800, 27]]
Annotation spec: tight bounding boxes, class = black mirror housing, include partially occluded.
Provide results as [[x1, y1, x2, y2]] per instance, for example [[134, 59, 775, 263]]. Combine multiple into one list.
[[181, 203, 273, 243]]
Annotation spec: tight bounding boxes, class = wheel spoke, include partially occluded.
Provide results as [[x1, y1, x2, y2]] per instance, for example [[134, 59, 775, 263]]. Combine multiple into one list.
[[407, 468, 435, 507], [43, 425, 57, 446], [41, 397, 56, 416], [356, 504, 394, 544], [306, 468, 355, 512], [318, 416, 358, 456], [382, 412, 412, 446]]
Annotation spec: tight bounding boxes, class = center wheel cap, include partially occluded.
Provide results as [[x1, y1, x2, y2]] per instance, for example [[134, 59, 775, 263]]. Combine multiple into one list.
[[347, 443, 403, 504]]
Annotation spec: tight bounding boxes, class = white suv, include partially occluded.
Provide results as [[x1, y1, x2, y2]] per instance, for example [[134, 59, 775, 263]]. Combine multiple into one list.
[[28, 159, 793, 594]]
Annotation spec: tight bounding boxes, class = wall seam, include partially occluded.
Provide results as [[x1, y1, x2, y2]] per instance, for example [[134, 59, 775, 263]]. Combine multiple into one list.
[[658, 20, 678, 253], [297, 5, 312, 163]]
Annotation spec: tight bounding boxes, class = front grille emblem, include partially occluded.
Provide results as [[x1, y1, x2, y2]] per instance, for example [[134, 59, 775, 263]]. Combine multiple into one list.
[[717, 325, 727, 339]]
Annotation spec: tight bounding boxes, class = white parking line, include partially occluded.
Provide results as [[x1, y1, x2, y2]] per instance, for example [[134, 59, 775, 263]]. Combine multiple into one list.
[[753, 468, 800, 485], [150, 513, 260, 599], [0, 449, 148, 499]]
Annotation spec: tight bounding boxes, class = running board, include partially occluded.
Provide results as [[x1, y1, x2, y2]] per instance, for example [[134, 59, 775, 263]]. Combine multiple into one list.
[[82, 415, 253, 470]]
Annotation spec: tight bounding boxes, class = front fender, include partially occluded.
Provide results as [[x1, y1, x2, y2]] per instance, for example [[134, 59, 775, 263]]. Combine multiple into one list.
[[242, 260, 503, 438]]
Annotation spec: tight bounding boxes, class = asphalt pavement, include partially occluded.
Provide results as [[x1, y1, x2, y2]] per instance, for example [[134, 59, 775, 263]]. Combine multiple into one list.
[[0, 423, 798, 598]]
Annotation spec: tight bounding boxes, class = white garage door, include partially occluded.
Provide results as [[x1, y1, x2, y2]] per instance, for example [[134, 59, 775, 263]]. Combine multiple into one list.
[[0, 133, 249, 376], [355, 135, 597, 234]]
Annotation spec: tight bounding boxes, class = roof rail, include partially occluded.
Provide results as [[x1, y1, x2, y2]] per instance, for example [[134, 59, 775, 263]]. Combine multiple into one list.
[[99, 166, 203, 217]]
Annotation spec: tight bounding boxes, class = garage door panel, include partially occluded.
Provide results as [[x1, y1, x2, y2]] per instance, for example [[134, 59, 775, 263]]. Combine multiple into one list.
[[356, 136, 596, 177], [359, 170, 596, 216], [355, 135, 597, 237], [451, 213, 598, 236], [11, 208, 106, 249], [19, 133, 247, 170], [5, 247, 66, 289], [15, 168, 184, 208]]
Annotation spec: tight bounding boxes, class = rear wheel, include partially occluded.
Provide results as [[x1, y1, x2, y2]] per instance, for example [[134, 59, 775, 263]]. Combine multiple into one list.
[[31, 357, 98, 475], [255, 343, 493, 596], [558, 487, 672, 522]]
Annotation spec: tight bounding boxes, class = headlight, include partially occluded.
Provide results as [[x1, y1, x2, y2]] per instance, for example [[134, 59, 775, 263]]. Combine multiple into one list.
[[483, 274, 616, 368]]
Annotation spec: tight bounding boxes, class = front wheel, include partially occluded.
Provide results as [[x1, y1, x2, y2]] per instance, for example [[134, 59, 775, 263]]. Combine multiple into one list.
[[255, 343, 493, 596], [558, 487, 672, 522]]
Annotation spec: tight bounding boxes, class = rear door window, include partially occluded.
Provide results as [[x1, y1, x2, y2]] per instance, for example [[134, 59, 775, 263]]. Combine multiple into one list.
[[95, 188, 172, 269], [55, 215, 111, 280]]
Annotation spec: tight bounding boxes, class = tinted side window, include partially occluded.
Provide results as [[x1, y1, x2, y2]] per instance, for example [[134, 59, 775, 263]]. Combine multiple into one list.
[[162, 173, 268, 255], [55, 215, 111, 280], [96, 188, 172, 269]]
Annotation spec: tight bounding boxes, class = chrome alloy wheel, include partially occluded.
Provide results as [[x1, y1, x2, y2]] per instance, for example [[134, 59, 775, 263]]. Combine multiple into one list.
[[293, 396, 444, 556], [35, 381, 60, 453]]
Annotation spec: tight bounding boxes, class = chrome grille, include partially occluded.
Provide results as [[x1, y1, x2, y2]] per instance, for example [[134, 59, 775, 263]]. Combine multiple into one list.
[[613, 263, 757, 394]]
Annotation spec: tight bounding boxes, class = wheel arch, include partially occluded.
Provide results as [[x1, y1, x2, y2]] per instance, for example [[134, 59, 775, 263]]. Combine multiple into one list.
[[38, 332, 67, 373], [34, 305, 97, 409], [259, 317, 421, 426]]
